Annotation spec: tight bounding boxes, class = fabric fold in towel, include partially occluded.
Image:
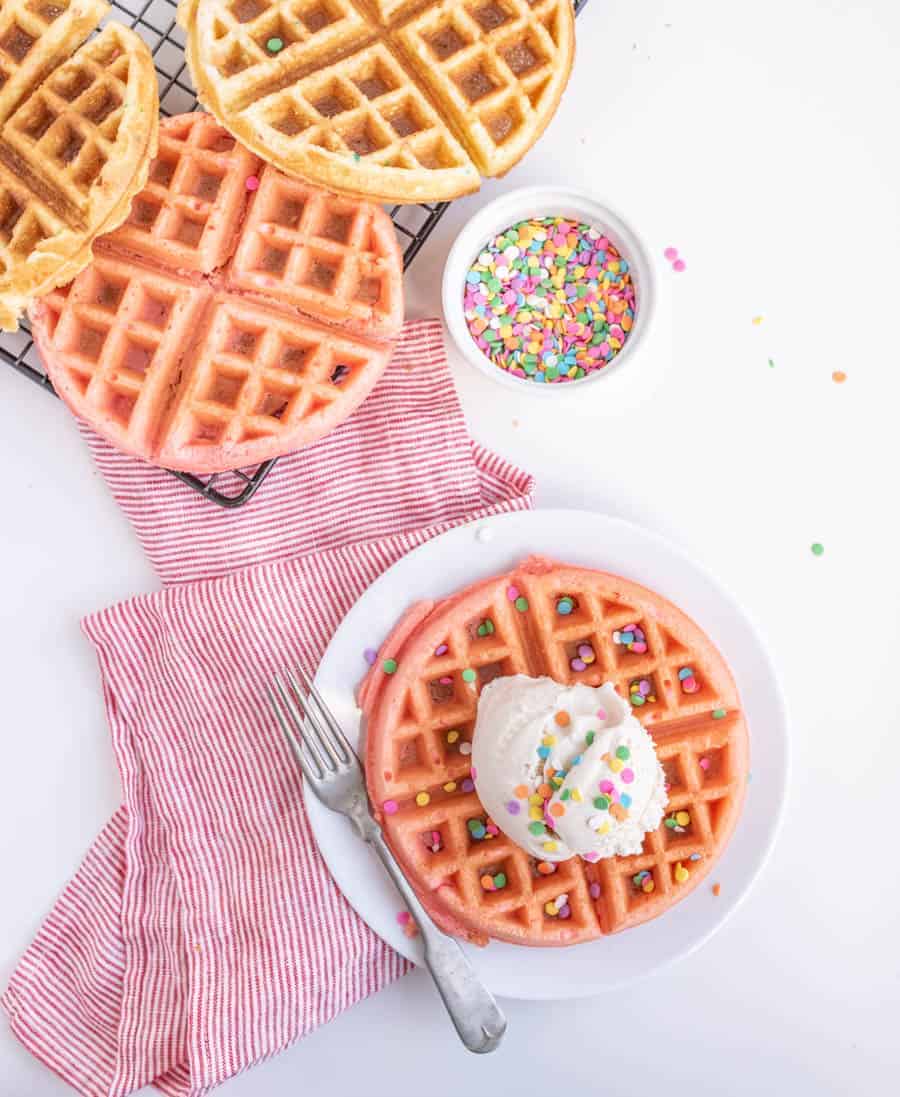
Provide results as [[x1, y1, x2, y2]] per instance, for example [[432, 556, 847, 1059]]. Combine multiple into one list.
[[3, 320, 534, 1096]]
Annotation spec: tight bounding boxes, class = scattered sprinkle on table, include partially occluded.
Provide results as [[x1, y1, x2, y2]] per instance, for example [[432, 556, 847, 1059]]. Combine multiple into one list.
[[712, 883, 721, 897], [811, 542, 824, 557], [768, 358, 775, 368], [832, 370, 847, 384], [463, 217, 636, 384], [363, 647, 377, 665], [752, 315, 763, 325]]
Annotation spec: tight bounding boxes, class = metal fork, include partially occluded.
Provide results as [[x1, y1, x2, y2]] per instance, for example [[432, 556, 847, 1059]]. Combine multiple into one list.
[[266, 665, 507, 1054]]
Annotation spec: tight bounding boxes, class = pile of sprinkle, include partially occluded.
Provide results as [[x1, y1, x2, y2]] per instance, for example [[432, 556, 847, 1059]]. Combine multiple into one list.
[[462, 216, 636, 384]]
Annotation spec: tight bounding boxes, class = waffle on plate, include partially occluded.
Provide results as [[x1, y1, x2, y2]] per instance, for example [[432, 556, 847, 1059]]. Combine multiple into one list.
[[361, 556, 750, 947]]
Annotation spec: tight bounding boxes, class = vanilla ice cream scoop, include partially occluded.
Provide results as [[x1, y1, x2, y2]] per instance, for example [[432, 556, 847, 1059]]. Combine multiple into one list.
[[471, 676, 668, 862]]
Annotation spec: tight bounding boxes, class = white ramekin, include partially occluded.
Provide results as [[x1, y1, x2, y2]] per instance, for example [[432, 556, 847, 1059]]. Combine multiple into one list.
[[441, 186, 656, 394]]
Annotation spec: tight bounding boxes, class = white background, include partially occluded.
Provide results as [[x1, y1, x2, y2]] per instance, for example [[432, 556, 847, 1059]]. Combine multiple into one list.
[[1, 0, 897, 1094]]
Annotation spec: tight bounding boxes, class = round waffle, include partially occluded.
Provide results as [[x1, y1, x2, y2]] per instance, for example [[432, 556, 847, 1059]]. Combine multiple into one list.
[[0, 0, 158, 330], [30, 113, 404, 474], [178, 0, 575, 203], [361, 556, 750, 947]]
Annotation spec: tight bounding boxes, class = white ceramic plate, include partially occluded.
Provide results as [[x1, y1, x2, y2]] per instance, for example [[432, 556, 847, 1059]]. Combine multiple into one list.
[[309, 510, 789, 999]]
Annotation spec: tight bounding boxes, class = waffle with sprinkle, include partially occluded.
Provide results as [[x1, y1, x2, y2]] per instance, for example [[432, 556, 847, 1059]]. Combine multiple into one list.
[[178, 0, 575, 202], [29, 113, 403, 473], [361, 556, 749, 946], [0, 0, 158, 330]]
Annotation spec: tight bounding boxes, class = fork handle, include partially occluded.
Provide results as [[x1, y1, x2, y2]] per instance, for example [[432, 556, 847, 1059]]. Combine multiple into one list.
[[369, 830, 507, 1053]]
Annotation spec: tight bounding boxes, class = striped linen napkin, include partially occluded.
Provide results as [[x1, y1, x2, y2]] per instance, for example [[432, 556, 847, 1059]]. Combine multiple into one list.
[[3, 320, 533, 1096]]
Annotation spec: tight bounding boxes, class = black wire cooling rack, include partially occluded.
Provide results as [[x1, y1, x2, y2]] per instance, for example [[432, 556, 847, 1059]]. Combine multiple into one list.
[[3, 0, 586, 508]]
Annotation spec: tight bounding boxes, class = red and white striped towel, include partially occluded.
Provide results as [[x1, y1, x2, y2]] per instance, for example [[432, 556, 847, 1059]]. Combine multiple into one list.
[[3, 320, 533, 1097]]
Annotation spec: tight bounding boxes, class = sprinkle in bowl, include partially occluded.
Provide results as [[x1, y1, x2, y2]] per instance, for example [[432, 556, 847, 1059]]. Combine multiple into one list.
[[442, 186, 656, 394]]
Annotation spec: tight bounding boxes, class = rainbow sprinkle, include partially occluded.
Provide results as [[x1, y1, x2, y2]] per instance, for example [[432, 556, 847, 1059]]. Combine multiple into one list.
[[463, 217, 636, 384]]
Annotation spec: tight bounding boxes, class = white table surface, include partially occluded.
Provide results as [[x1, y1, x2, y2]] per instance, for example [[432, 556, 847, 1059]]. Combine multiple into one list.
[[1, 1, 896, 1094]]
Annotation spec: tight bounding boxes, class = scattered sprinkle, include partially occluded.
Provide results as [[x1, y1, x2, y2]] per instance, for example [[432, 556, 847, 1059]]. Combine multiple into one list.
[[832, 370, 847, 384], [396, 910, 411, 926], [811, 542, 824, 557], [712, 708, 727, 720], [751, 315, 763, 325], [663, 246, 679, 261], [382, 658, 397, 675], [505, 800, 521, 815], [363, 647, 377, 665], [459, 742, 472, 756], [554, 710, 571, 727], [514, 596, 529, 612], [613, 623, 647, 654], [674, 862, 690, 884], [266, 36, 283, 52], [461, 777, 475, 792], [537, 861, 556, 875], [672, 258, 686, 273], [415, 791, 430, 807], [712, 882, 721, 897], [629, 677, 656, 706], [382, 799, 398, 815], [446, 730, 460, 744], [588, 882, 601, 898], [434, 643, 448, 656], [506, 585, 520, 601], [768, 357, 775, 368], [245, 175, 260, 191], [678, 666, 700, 693], [461, 668, 477, 683], [475, 525, 494, 543], [556, 596, 575, 615]]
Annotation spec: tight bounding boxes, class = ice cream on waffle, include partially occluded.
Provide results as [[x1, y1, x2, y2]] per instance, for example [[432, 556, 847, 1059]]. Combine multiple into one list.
[[360, 556, 750, 947], [0, 0, 158, 331], [29, 113, 404, 474], [178, 0, 575, 203], [472, 677, 669, 862]]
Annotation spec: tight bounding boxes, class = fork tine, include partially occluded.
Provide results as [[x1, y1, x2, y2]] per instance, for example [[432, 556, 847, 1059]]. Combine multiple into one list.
[[292, 663, 354, 764], [266, 678, 323, 783], [270, 673, 332, 776], [285, 668, 345, 770]]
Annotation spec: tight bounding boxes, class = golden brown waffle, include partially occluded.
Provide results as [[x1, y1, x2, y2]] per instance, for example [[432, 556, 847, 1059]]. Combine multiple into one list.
[[0, 0, 158, 330], [361, 556, 750, 947], [178, 0, 575, 202], [29, 113, 404, 473]]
